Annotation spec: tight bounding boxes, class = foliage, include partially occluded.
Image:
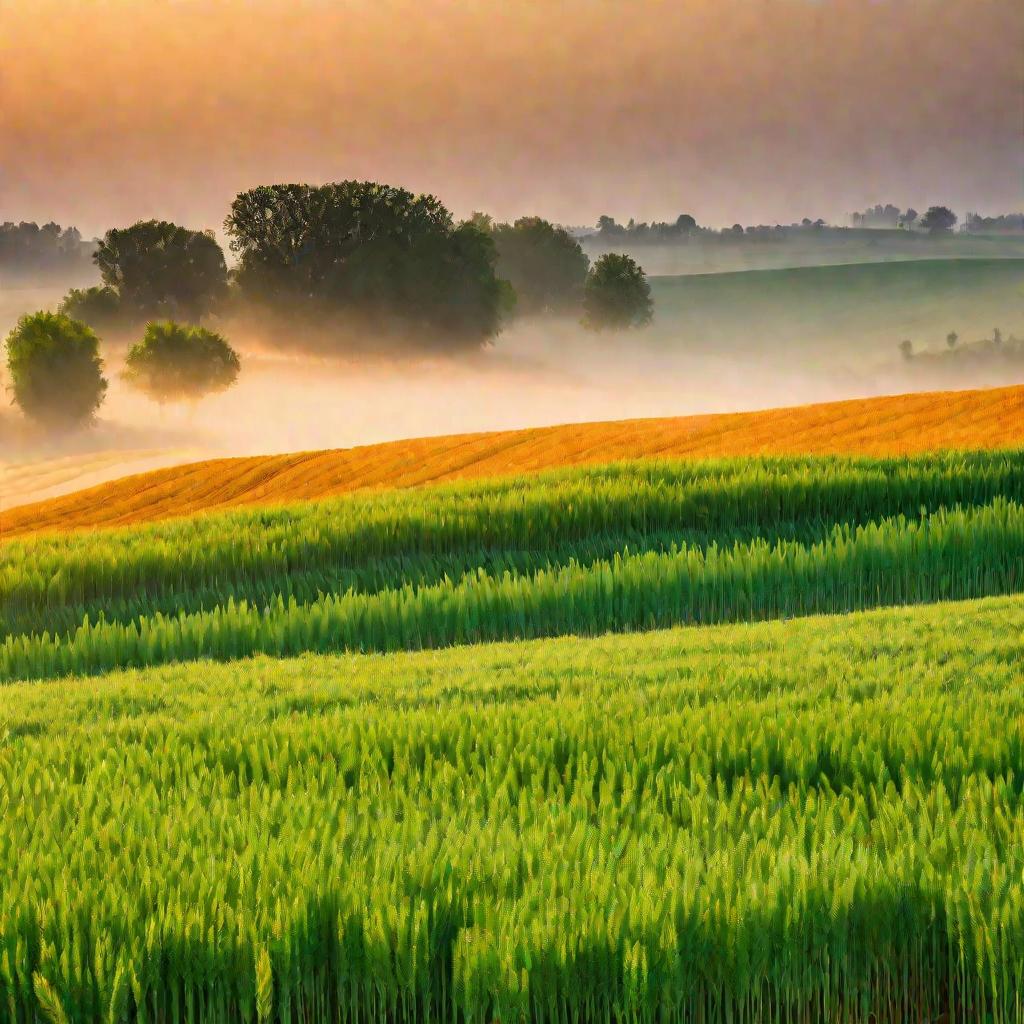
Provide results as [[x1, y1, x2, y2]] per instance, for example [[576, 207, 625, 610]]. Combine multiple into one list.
[[224, 182, 510, 349], [57, 285, 122, 333], [94, 219, 228, 322], [121, 321, 240, 404], [3, 312, 107, 430], [919, 206, 958, 235], [490, 217, 590, 313], [0, 596, 1020, 1020], [582, 253, 653, 330]]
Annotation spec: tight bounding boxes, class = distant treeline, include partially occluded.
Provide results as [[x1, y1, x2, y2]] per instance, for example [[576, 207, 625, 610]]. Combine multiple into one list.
[[965, 212, 1024, 234], [0, 222, 95, 279], [585, 216, 840, 244], [580, 204, 1018, 243], [850, 205, 1023, 233]]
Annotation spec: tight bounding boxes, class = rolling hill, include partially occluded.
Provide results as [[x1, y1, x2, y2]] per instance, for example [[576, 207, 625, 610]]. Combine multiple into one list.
[[4, 383, 1024, 537]]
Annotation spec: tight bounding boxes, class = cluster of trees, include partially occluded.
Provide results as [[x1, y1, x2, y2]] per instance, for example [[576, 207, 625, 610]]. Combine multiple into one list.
[[965, 212, 1024, 234], [54, 182, 654, 353], [4, 313, 240, 433], [7, 180, 659, 432], [0, 222, 94, 279]]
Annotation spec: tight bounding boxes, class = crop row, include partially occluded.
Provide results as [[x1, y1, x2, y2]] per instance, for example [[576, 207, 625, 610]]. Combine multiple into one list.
[[0, 596, 1020, 1022], [4, 450, 1023, 637], [4, 498, 1023, 682]]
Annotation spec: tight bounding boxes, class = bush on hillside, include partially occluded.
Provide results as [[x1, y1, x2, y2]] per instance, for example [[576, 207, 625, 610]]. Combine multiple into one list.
[[121, 321, 240, 404]]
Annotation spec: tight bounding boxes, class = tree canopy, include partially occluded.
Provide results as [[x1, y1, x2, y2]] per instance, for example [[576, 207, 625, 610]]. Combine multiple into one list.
[[94, 221, 228, 322], [122, 322, 240, 404], [581, 254, 653, 331], [490, 217, 590, 314], [224, 182, 511, 348], [4, 312, 107, 429]]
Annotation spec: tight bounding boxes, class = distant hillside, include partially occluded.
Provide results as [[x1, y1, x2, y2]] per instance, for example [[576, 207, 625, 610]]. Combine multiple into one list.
[[644, 258, 1024, 358], [4, 383, 1023, 536]]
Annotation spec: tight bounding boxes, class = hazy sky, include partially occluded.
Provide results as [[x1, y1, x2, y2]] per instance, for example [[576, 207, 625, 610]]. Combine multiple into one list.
[[1, 0, 1021, 235]]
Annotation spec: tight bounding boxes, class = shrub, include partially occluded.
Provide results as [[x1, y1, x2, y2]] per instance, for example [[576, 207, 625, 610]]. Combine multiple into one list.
[[4, 311, 107, 429], [121, 321, 240, 404], [58, 285, 122, 333]]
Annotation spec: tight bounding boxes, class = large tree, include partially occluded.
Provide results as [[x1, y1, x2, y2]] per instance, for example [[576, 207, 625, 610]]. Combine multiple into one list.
[[919, 207, 958, 235], [94, 220, 228, 322], [4, 312, 107, 430], [581, 254, 653, 331], [224, 182, 510, 348], [491, 217, 590, 314]]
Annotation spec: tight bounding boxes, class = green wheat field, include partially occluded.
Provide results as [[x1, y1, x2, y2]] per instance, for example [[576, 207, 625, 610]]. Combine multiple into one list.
[[0, 449, 1022, 1021]]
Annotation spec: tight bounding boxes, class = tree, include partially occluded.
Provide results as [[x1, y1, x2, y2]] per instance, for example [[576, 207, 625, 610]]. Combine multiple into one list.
[[4, 312, 107, 429], [900, 208, 919, 230], [919, 207, 957, 235], [94, 220, 228, 322], [946, 331, 958, 349], [675, 214, 698, 234], [491, 217, 590, 314], [224, 182, 509, 348], [581, 254, 653, 331], [596, 215, 624, 237], [58, 286, 122, 333], [467, 211, 493, 233], [121, 321, 240, 404]]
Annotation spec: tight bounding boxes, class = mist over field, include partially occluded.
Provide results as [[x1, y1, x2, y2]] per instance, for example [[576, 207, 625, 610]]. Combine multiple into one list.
[[2, 254, 1022, 509]]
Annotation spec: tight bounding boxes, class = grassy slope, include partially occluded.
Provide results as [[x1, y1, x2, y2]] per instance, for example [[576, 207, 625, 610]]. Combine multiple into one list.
[[4, 383, 1024, 536], [588, 237, 1024, 276], [644, 258, 1024, 361], [1, 594, 1021, 1019]]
